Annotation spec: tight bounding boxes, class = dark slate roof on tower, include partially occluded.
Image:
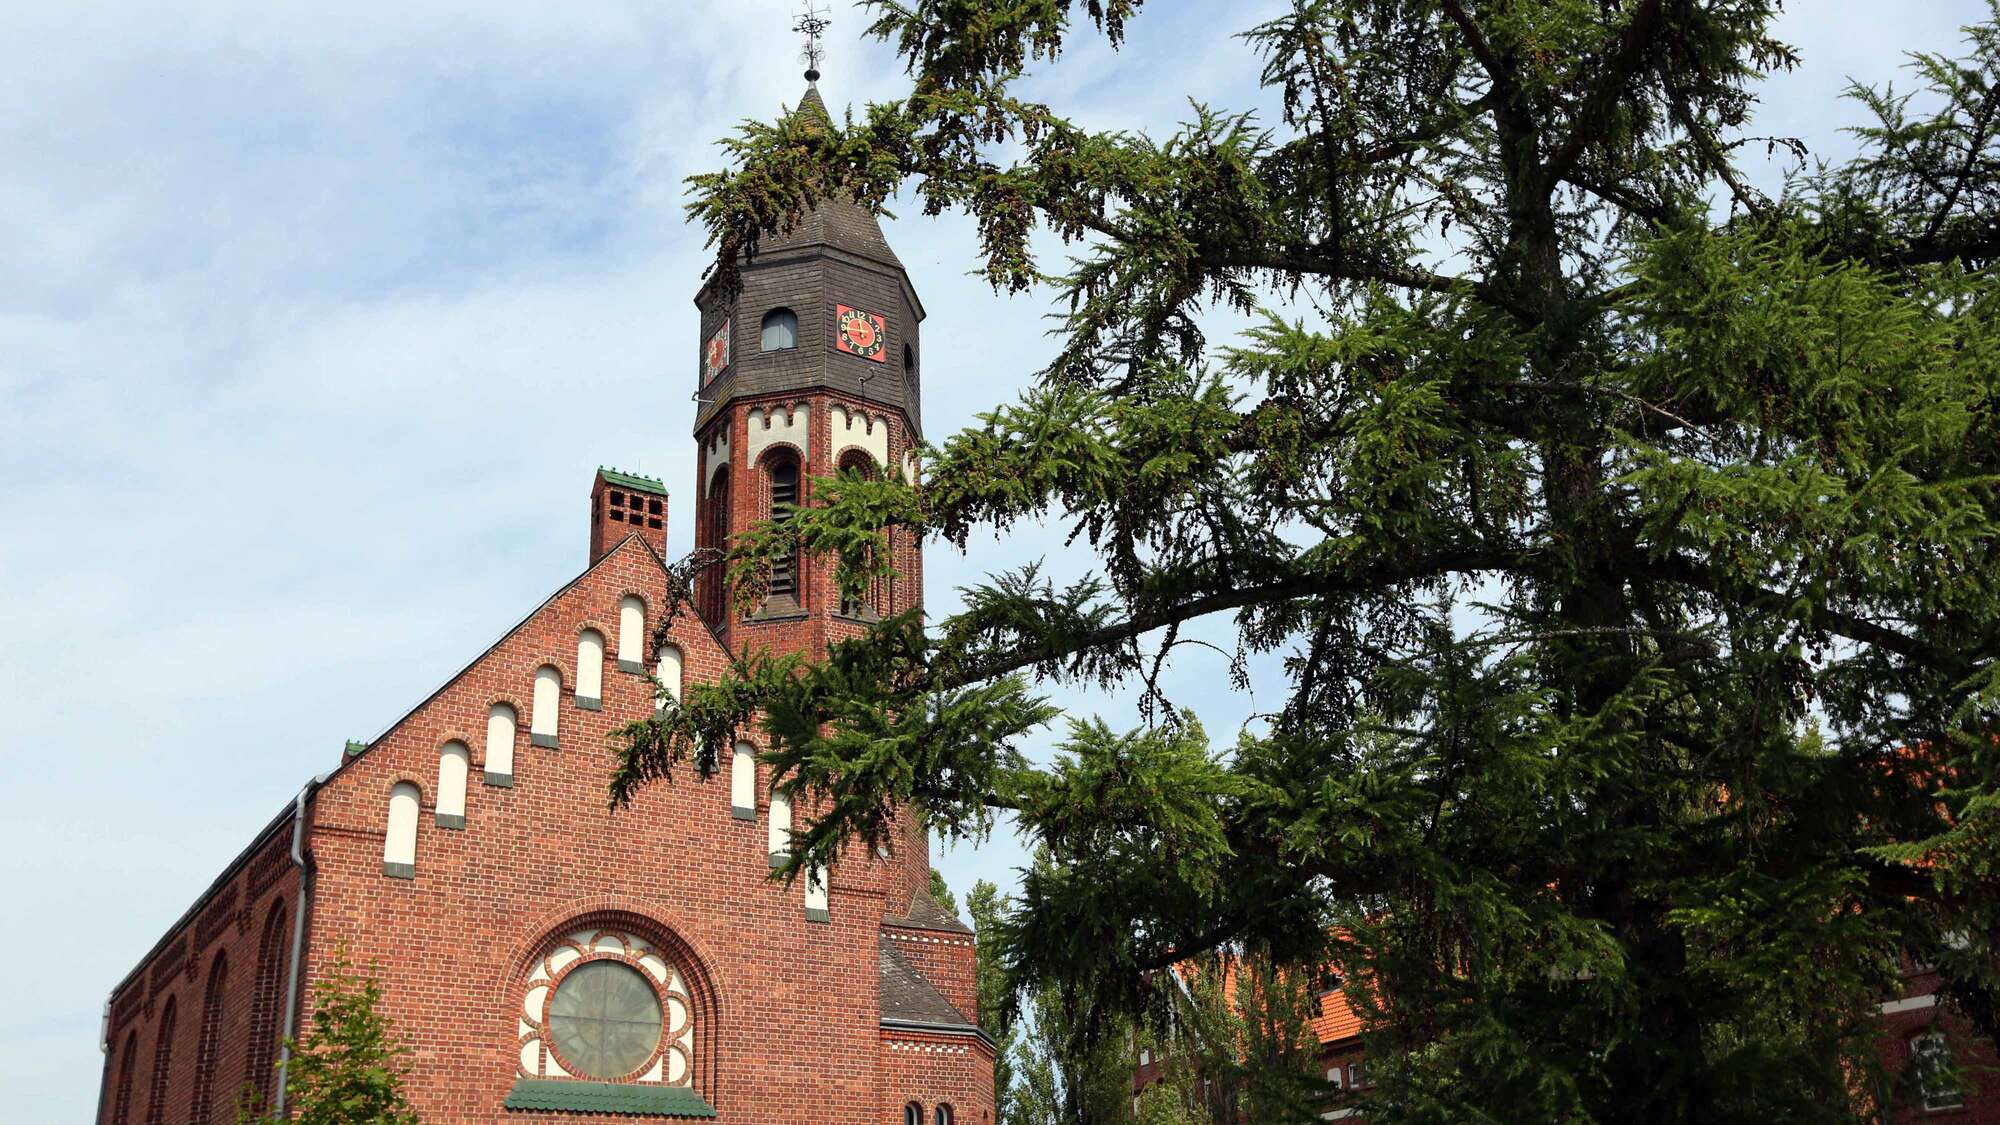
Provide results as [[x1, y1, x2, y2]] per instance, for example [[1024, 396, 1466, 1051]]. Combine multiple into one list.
[[879, 937, 977, 1028], [758, 85, 904, 271]]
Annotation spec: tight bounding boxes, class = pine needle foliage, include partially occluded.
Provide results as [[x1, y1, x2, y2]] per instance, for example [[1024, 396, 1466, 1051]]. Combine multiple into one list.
[[614, 2, 2000, 1120]]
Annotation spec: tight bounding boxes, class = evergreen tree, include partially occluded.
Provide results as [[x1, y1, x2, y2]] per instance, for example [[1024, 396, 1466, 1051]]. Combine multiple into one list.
[[969, 879, 1022, 1125], [244, 950, 419, 1125], [615, 2, 2000, 1120]]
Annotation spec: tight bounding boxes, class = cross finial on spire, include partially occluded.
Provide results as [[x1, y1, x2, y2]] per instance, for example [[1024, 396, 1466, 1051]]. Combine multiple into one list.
[[794, 2, 831, 84]]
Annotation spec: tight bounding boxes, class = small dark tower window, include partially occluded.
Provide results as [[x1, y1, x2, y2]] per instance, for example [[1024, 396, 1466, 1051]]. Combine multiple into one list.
[[762, 308, 799, 351], [769, 458, 800, 598], [903, 342, 915, 373]]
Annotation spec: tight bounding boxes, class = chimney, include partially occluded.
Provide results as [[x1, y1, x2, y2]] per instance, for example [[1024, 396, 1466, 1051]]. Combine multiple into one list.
[[590, 468, 668, 564]]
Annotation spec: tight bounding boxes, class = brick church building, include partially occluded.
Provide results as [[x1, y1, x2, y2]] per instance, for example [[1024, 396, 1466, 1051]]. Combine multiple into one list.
[[96, 83, 991, 1125]]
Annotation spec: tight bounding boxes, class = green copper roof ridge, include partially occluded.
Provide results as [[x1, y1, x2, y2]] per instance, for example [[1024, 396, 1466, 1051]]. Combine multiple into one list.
[[503, 1078, 716, 1117], [598, 466, 668, 496]]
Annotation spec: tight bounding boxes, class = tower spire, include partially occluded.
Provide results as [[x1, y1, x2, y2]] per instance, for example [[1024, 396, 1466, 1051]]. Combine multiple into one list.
[[793, 2, 831, 84]]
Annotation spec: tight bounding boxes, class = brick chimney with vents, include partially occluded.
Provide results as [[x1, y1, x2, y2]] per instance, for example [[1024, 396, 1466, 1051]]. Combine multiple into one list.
[[589, 468, 668, 563]]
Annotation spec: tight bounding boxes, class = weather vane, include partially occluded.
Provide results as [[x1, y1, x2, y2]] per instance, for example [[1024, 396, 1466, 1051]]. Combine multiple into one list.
[[794, 2, 831, 83]]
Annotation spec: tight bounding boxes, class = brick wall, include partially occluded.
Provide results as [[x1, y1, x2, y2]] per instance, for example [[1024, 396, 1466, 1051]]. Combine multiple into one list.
[[98, 833, 300, 1125], [280, 533, 986, 1122]]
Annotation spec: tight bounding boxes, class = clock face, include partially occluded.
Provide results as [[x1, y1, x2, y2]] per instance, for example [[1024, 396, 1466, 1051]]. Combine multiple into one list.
[[703, 320, 731, 384], [835, 305, 886, 362]]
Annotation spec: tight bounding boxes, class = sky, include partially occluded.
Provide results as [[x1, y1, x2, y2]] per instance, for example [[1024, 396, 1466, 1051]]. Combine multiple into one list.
[[0, 0, 1990, 1118]]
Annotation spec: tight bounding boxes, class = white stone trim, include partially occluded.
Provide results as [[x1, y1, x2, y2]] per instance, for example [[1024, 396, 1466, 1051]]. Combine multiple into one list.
[[829, 404, 890, 467], [746, 402, 810, 464], [702, 430, 732, 497]]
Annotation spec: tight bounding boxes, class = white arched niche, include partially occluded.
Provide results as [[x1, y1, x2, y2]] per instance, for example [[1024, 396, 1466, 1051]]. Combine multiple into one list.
[[436, 743, 469, 829], [484, 703, 516, 786], [617, 597, 645, 673], [655, 644, 683, 712], [575, 630, 605, 709], [768, 789, 792, 867], [730, 742, 755, 820], [383, 782, 420, 878], [531, 666, 561, 748]]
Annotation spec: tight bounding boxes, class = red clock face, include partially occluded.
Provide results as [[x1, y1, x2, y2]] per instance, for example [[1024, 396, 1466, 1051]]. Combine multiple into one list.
[[835, 305, 886, 362], [702, 320, 731, 384]]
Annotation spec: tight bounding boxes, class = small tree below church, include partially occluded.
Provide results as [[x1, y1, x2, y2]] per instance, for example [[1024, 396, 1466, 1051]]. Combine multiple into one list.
[[243, 949, 419, 1125]]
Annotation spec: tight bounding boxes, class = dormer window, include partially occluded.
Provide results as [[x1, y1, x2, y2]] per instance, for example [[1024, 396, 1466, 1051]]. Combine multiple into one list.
[[761, 308, 798, 351]]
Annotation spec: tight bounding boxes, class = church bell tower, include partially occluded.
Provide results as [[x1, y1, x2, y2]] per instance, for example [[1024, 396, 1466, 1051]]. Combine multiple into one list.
[[690, 83, 924, 659]]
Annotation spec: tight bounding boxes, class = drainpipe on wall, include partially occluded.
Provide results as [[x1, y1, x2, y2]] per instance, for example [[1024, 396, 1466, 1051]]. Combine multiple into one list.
[[274, 772, 328, 1118], [93, 996, 112, 1124]]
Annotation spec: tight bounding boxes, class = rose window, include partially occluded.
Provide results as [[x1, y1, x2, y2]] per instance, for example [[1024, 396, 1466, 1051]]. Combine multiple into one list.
[[519, 927, 693, 1085]]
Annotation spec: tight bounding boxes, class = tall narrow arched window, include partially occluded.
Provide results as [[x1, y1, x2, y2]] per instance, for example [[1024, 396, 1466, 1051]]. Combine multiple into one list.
[[485, 703, 516, 785], [144, 996, 176, 1125], [383, 782, 420, 879], [531, 666, 561, 748], [244, 901, 288, 1108], [617, 596, 646, 672], [699, 466, 731, 624], [761, 307, 798, 350], [935, 1104, 954, 1125], [768, 457, 801, 600], [655, 643, 683, 713], [189, 952, 228, 1123], [730, 742, 756, 820], [437, 742, 469, 829], [768, 789, 792, 866], [111, 1030, 138, 1125], [576, 630, 605, 709], [905, 1103, 923, 1125], [836, 449, 883, 618]]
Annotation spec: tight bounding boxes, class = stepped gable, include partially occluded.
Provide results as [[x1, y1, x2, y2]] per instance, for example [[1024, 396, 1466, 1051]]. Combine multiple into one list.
[[880, 937, 977, 1029]]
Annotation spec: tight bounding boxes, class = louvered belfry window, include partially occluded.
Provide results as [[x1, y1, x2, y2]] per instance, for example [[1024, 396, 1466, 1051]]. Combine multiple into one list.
[[769, 459, 800, 598]]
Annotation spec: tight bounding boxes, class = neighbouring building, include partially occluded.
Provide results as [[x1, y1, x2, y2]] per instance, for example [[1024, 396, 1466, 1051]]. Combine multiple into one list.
[[96, 81, 991, 1125], [1134, 953, 2000, 1121]]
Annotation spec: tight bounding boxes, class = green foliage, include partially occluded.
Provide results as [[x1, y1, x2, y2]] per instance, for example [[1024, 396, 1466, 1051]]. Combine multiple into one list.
[[243, 949, 418, 1125], [969, 879, 1021, 1124], [617, 1, 2000, 1120], [930, 868, 962, 920]]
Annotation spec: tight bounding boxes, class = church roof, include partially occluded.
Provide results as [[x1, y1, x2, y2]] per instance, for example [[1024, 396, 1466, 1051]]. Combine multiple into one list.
[[755, 86, 905, 272], [885, 885, 973, 935], [879, 936, 978, 1030]]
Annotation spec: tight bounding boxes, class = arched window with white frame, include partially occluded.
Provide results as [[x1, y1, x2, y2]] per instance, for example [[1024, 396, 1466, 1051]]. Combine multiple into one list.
[[730, 742, 755, 820], [485, 703, 516, 785], [383, 782, 420, 879], [437, 742, 469, 828], [617, 596, 646, 673], [531, 666, 561, 748], [576, 630, 605, 709], [903, 1103, 922, 1125]]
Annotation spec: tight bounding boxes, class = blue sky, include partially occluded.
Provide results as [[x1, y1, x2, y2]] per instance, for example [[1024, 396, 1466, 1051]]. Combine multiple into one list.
[[1, 1, 1989, 1117]]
